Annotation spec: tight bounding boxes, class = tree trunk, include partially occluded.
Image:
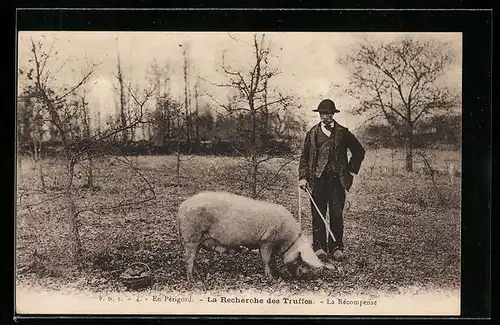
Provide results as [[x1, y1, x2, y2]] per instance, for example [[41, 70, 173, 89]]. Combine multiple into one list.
[[117, 54, 127, 144], [81, 96, 95, 189], [165, 99, 171, 144], [130, 126, 136, 142], [391, 147, 396, 176], [33, 137, 38, 162], [141, 122, 147, 142], [39, 158, 45, 192], [86, 151, 94, 188], [65, 162, 82, 263], [405, 123, 414, 172], [183, 48, 190, 144], [35, 139, 46, 192], [22, 103, 32, 145], [251, 153, 258, 198], [263, 79, 268, 142], [176, 113, 182, 193], [147, 121, 152, 142], [194, 82, 199, 145], [67, 194, 82, 263], [176, 143, 182, 195], [251, 108, 256, 149], [96, 111, 101, 136]]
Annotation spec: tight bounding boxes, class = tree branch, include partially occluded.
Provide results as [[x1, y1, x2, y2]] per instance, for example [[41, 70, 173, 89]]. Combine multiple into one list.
[[255, 155, 299, 197], [54, 68, 97, 103]]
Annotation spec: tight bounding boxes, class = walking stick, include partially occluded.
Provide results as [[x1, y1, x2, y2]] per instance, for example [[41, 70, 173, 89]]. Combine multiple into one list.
[[325, 205, 330, 246], [305, 187, 337, 243], [298, 183, 302, 229]]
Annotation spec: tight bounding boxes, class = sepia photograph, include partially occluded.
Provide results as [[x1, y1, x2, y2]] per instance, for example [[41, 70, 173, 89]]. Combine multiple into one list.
[[15, 30, 463, 316]]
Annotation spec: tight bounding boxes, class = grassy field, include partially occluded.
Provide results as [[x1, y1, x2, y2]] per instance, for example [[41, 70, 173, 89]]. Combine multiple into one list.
[[15, 148, 461, 296]]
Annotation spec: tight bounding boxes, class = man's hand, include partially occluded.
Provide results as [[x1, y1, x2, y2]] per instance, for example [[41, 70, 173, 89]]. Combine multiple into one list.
[[299, 179, 309, 191]]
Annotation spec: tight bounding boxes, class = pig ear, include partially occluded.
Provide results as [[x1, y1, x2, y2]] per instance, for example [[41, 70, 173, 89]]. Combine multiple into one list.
[[298, 242, 324, 268], [283, 245, 300, 265]]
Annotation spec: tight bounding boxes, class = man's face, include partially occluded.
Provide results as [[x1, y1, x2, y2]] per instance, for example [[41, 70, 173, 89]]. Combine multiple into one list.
[[320, 112, 334, 125]]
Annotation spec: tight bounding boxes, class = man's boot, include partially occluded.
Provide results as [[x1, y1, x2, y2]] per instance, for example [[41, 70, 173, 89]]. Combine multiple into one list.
[[332, 248, 344, 261], [315, 249, 329, 262]]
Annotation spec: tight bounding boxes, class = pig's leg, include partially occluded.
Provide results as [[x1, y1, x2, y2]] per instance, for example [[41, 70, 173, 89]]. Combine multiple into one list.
[[184, 242, 199, 282], [269, 255, 277, 277], [260, 243, 275, 282]]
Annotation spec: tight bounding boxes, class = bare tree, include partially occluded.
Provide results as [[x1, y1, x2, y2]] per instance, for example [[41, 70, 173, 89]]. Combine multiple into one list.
[[207, 33, 297, 198], [21, 36, 97, 261], [146, 58, 193, 190], [77, 90, 97, 189], [25, 38, 97, 153], [148, 59, 172, 146], [172, 103, 188, 191], [339, 36, 458, 171], [20, 35, 158, 263]]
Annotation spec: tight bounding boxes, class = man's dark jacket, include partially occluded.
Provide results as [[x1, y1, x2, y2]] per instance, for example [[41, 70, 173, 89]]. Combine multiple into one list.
[[299, 121, 365, 192]]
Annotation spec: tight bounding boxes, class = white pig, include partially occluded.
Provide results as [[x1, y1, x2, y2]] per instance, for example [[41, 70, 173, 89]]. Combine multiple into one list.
[[177, 191, 325, 281]]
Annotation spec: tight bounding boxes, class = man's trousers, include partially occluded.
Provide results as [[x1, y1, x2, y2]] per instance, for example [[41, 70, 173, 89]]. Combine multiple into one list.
[[310, 169, 346, 253]]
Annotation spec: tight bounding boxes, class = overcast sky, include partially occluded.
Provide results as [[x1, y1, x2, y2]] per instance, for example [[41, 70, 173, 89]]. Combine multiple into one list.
[[17, 31, 462, 131]]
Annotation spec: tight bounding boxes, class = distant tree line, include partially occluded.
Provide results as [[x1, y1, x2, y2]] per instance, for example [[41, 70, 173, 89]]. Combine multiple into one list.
[[359, 114, 461, 150], [17, 94, 306, 158]]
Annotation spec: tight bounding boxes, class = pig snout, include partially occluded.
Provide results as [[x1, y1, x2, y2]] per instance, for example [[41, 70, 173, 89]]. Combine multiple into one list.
[[282, 234, 325, 279]]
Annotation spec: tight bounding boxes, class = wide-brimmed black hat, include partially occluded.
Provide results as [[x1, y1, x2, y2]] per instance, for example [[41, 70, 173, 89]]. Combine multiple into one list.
[[313, 99, 340, 113]]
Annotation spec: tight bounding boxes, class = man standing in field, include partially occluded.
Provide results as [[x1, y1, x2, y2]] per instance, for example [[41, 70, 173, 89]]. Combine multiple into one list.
[[299, 99, 365, 261]]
